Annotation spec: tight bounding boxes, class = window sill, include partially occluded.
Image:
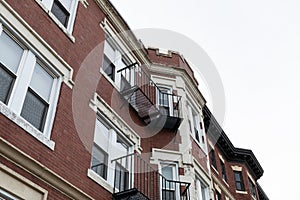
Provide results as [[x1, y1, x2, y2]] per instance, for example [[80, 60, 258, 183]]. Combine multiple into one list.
[[100, 68, 120, 91], [87, 169, 114, 193], [236, 190, 248, 195], [34, 0, 75, 43], [0, 102, 55, 150]]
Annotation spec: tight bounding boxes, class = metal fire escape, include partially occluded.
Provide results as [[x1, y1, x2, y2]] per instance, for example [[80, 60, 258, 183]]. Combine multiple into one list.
[[117, 63, 182, 130]]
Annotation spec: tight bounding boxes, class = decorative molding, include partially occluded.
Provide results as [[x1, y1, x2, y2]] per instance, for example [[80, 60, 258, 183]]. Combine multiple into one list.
[[231, 165, 242, 171], [89, 93, 142, 153], [0, 163, 48, 200], [0, 102, 55, 150], [0, 137, 94, 200], [0, 0, 74, 88], [95, 0, 151, 67]]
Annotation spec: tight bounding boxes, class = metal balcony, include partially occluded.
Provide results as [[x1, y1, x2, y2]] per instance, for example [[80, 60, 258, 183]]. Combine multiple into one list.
[[111, 153, 191, 200], [117, 63, 182, 130]]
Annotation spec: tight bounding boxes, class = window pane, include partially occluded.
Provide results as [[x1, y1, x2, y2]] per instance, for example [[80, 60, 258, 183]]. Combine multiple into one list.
[[201, 186, 207, 200], [21, 89, 48, 131], [234, 172, 241, 181], [103, 55, 115, 81], [91, 144, 107, 180], [30, 63, 54, 102], [0, 64, 15, 104], [162, 166, 173, 180], [0, 31, 23, 73], [51, 0, 70, 27]]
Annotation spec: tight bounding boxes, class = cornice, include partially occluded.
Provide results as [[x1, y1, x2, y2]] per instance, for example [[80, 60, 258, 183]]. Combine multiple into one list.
[[149, 63, 206, 107], [94, 0, 151, 67], [203, 106, 264, 180], [211, 173, 236, 200]]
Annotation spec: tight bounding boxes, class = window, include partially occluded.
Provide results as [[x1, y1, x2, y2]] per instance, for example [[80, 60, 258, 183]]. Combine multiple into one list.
[[158, 86, 173, 116], [51, 0, 70, 27], [215, 191, 222, 200], [234, 171, 245, 191], [90, 116, 133, 189], [187, 103, 205, 145], [102, 38, 128, 88], [160, 163, 178, 200], [196, 177, 209, 200], [249, 178, 257, 199], [0, 27, 60, 136], [39, 0, 78, 33], [220, 160, 227, 182], [209, 148, 217, 170]]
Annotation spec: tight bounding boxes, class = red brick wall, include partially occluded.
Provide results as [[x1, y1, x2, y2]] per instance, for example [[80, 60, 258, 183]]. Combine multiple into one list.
[[1, 1, 185, 199], [191, 137, 209, 173], [209, 145, 258, 200]]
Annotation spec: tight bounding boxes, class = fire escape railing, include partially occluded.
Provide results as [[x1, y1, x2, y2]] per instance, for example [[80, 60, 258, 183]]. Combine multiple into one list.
[[117, 63, 182, 128], [111, 153, 190, 200]]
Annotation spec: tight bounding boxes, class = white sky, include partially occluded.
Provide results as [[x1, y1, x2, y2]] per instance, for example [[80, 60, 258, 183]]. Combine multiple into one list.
[[110, 0, 300, 199]]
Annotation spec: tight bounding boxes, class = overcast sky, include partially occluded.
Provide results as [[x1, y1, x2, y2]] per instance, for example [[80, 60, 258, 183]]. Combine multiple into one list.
[[110, 0, 300, 199]]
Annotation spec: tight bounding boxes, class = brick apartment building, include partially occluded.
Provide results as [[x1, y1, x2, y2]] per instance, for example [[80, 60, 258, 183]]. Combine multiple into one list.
[[203, 106, 269, 200], [0, 0, 268, 199]]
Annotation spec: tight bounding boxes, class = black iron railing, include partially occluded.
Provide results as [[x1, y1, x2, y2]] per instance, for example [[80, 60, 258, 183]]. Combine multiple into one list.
[[117, 63, 182, 128], [111, 153, 190, 200]]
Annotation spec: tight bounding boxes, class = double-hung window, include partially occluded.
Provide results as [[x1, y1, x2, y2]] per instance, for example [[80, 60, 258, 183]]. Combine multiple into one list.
[[39, 0, 78, 33], [234, 171, 245, 191], [90, 116, 133, 190], [220, 160, 227, 182], [102, 38, 129, 89], [249, 178, 257, 199], [196, 177, 209, 200], [187, 103, 205, 146], [0, 26, 60, 137], [158, 86, 173, 116], [209, 148, 217, 170], [160, 163, 179, 200]]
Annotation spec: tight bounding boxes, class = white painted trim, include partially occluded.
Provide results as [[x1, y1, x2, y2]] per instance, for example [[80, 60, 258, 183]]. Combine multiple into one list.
[[150, 148, 182, 166], [247, 171, 255, 185], [218, 154, 225, 163], [0, 102, 55, 150], [236, 190, 248, 195], [0, 1, 74, 88], [87, 169, 113, 193], [0, 163, 48, 200], [0, 137, 94, 200], [231, 165, 242, 171], [89, 93, 142, 152]]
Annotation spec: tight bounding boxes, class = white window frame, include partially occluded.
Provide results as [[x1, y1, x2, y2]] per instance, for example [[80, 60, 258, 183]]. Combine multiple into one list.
[[37, 0, 78, 36], [0, 188, 20, 200], [90, 114, 134, 191], [156, 85, 174, 116], [196, 176, 209, 200], [158, 162, 180, 200], [0, 24, 61, 146]]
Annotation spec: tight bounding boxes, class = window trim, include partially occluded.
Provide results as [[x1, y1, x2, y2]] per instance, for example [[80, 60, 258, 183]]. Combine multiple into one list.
[[220, 159, 227, 182], [158, 162, 180, 200], [248, 178, 257, 199], [0, 23, 62, 150], [234, 170, 245, 191], [34, 0, 79, 42], [89, 113, 134, 191], [196, 175, 209, 200]]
